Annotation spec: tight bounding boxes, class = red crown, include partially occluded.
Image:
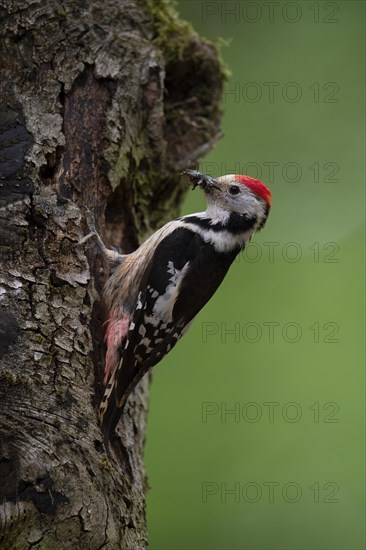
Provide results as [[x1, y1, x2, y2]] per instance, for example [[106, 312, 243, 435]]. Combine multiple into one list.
[[235, 175, 272, 207]]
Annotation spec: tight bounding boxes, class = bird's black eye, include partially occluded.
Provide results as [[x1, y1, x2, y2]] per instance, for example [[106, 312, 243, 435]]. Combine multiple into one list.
[[229, 185, 240, 195]]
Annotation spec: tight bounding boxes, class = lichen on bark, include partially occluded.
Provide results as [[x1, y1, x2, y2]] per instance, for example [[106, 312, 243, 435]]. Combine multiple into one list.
[[0, 0, 225, 547]]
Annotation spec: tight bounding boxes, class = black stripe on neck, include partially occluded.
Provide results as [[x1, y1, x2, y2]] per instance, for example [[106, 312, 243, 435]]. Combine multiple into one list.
[[257, 205, 270, 231], [182, 213, 257, 234]]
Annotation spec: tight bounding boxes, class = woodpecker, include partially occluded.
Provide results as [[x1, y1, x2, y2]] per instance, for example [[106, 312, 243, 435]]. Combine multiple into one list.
[[90, 170, 272, 444]]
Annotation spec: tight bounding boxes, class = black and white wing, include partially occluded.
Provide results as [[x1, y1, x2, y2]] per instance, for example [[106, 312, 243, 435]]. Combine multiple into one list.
[[100, 226, 237, 440]]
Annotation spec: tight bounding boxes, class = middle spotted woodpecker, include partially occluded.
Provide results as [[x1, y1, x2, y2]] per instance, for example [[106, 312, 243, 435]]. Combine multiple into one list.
[[88, 170, 272, 443]]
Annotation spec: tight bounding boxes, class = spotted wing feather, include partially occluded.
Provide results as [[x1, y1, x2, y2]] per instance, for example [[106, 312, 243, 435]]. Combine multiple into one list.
[[100, 227, 237, 440]]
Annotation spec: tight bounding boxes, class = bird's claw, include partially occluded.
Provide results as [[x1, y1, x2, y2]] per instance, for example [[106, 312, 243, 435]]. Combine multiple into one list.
[[78, 207, 124, 265]]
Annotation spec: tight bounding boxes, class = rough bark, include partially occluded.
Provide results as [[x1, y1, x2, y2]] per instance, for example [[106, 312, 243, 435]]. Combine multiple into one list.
[[0, 0, 224, 548]]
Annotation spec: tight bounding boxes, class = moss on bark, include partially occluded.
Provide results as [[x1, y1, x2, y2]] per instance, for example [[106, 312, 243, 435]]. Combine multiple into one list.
[[0, 0, 225, 547]]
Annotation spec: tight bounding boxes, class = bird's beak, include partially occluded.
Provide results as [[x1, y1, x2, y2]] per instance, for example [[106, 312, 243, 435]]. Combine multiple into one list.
[[182, 169, 220, 191]]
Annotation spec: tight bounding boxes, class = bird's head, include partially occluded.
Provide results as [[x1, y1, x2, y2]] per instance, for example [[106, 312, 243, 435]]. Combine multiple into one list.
[[183, 170, 272, 231]]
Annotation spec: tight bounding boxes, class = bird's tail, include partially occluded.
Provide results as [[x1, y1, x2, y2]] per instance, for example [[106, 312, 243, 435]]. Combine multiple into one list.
[[99, 370, 123, 451], [99, 367, 148, 452]]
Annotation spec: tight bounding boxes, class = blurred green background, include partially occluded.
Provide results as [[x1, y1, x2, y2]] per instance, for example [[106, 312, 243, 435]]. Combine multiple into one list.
[[145, 1, 365, 549]]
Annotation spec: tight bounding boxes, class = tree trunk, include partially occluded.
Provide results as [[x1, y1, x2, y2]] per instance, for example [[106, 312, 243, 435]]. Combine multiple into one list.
[[0, 0, 224, 548]]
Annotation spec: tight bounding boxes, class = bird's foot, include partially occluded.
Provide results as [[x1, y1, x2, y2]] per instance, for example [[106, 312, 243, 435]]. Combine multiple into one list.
[[77, 207, 124, 264]]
